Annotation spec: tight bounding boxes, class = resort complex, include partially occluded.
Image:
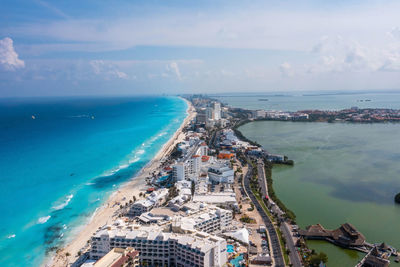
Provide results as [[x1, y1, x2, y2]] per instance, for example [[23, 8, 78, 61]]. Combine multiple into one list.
[[52, 96, 398, 267]]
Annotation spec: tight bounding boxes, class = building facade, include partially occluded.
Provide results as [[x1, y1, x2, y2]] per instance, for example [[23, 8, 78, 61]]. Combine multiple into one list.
[[172, 162, 189, 181], [90, 227, 227, 267]]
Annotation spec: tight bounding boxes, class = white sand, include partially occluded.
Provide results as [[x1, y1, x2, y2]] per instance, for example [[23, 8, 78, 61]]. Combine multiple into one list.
[[49, 98, 195, 267]]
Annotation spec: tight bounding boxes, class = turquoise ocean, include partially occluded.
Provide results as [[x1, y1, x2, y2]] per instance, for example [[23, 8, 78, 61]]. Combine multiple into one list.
[[0, 96, 187, 267]]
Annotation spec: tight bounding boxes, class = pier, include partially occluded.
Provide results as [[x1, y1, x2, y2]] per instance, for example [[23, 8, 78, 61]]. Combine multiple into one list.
[[356, 246, 391, 267], [299, 223, 368, 251], [300, 223, 398, 266]]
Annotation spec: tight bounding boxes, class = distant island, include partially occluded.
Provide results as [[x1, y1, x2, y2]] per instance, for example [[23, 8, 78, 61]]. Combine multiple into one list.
[[246, 107, 400, 123]]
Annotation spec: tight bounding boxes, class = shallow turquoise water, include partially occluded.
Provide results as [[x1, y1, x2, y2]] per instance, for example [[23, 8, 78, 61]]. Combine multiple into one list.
[[0, 96, 187, 266]]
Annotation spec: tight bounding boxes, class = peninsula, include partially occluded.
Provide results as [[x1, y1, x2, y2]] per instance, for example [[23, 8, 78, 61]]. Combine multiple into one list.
[[245, 107, 400, 123]]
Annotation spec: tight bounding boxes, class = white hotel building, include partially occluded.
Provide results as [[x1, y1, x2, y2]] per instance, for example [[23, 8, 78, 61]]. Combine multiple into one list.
[[90, 226, 227, 267], [138, 205, 233, 235], [179, 206, 233, 234], [207, 162, 234, 184], [129, 188, 169, 216]]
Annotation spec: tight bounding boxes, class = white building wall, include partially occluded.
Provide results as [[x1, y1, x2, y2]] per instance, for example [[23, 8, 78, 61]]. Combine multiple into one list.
[[172, 162, 188, 181], [206, 107, 214, 120], [208, 168, 234, 183], [188, 156, 201, 176], [213, 102, 221, 120], [90, 229, 227, 267], [198, 145, 208, 156]]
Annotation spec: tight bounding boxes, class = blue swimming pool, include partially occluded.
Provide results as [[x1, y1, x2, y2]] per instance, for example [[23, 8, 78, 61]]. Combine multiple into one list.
[[157, 175, 170, 183], [227, 244, 234, 253], [230, 254, 244, 267]]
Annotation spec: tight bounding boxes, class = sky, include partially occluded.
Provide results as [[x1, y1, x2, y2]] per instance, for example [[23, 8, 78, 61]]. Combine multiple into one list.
[[0, 0, 400, 97]]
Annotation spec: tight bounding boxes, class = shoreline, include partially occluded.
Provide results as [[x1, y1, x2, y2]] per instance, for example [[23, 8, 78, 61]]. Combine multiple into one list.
[[234, 119, 301, 222], [235, 117, 400, 265], [48, 97, 196, 267]]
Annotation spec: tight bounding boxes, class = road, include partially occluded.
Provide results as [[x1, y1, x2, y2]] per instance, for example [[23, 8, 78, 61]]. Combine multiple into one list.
[[257, 159, 268, 197], [243, 163, 285, 267], [280, 222, 303, 267], [257, 159, 303, 267]]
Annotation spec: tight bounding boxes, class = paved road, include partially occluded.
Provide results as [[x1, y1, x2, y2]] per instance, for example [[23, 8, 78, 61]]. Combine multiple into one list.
[[257, 159, 303, 267], [281, 222, 303, 267], [243, 164, 285, 267], [257, 159, 268, 197]]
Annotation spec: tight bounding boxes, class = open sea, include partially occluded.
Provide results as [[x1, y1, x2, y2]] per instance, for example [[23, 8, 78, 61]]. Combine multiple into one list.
[[0, 96, 187, 267], [221, 91, 400, 266]]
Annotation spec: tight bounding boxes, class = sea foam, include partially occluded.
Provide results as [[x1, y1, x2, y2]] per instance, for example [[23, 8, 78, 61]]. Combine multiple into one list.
[[7, 234, 16, 239], [37, 216, 51, 224], [98, 127, 170, 178], [52, 194, 74, 210]]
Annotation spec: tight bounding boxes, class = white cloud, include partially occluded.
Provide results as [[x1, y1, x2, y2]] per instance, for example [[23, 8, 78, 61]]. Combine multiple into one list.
[[90, 60, 103, 75], [7, 1, 400, 52], [90, 60, 128, 80], [114, 70, 128, 79], [379, 50, 400, 72], [280, 62, 293, 77], [0, 37, 25, 71], [217, 28, 238, 41], [308, 35, 400, 73], [388, 27, 400, 40], [220, 69, 234, 77], [35, 0, 70, 19], [166, 62, 182, 80]]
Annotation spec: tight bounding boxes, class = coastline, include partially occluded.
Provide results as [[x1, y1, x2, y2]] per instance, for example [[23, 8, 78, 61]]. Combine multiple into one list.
[[48, 97, 196, 267], [234, 120, 296, 218]]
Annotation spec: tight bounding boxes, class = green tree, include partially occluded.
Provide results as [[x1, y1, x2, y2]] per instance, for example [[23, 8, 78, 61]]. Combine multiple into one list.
[[309, 252, 328, 266], [395, 192, 400, 204]]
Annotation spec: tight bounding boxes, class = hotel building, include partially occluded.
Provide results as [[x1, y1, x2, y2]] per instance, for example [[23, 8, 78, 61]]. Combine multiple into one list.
[[90, 226, 227, 267]]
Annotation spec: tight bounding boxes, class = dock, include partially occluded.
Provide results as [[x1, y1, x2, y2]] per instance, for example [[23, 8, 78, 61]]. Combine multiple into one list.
[[299, 223, 368, 252], [299, 223, 398, 266]]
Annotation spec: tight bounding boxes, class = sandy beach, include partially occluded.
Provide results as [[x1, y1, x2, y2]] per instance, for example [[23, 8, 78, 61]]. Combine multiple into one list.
[[49, 97, 195, 267]]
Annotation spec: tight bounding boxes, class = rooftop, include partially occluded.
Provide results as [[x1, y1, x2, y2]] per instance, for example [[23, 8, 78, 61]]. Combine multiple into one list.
[[93, 247, 139, 267], [94, 225, 225, 253]]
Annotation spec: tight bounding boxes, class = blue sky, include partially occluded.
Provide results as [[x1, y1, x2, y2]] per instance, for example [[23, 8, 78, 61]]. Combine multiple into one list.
[[0, 0, 400, 97]]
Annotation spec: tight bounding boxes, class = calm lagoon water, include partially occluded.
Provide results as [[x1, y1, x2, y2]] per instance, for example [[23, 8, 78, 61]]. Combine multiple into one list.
[[0, 96, 187, 266], [222, 92, 400, 266], [239, 121, 400, 266]]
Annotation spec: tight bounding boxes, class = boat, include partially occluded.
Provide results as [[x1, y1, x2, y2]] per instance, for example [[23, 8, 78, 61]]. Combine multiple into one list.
[[258, 99, 269, 101]]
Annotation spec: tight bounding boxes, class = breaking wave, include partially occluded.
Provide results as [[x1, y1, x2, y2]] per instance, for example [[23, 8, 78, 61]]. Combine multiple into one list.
[[7, 234, 15, 239], [37, 216, 51, 224], [52, 194, 74, 211]]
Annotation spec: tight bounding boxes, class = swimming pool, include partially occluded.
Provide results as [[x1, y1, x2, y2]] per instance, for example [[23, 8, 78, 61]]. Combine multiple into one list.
[[157, 175, 170, 183], [227, 244, 234, 253], [230, 254, 244, 267]]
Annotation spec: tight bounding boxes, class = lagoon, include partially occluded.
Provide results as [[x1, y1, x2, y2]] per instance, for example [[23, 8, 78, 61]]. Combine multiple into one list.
[[239, 121, 400, 266]]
